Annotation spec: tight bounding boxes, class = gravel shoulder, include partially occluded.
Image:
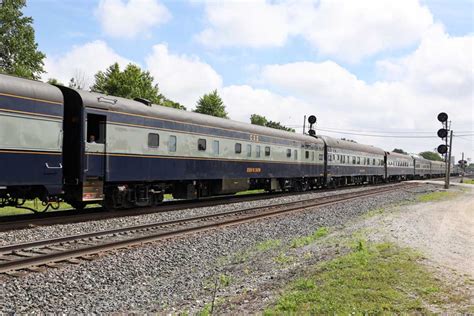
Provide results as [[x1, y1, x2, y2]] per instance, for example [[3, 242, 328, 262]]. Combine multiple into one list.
[[1, 183, 471, 313]]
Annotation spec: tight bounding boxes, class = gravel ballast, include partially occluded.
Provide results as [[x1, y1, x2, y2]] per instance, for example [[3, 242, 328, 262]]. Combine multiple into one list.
[[0, 184, 438, 313]]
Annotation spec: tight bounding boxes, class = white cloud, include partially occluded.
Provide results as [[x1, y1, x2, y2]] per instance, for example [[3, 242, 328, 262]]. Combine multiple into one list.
[[221, 85, 313, 124], [96, 0, 171, 38], [376, 25, 474, 99], [299, 0, 434, 62], [196, 0, 289, 48], [196, 0, 434, 62], [43, 40, 132, 88], [145, 44, 223, 107]]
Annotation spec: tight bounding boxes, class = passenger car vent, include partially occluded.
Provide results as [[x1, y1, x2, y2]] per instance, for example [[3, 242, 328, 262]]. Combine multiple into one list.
[[97, 96, 117, 105], [134, 97, 152, 106]]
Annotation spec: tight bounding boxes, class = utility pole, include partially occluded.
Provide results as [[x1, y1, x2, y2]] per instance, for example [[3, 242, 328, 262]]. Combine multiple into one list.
[[460, 152, 465, 183], [303, 115, 306, 135]]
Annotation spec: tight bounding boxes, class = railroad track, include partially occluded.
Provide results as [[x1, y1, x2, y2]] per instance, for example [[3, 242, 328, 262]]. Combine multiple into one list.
[[0, 182, 418, 275], [0, 181, 398, 232]]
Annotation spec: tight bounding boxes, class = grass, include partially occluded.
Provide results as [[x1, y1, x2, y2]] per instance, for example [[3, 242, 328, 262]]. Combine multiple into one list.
[[290, 227, 329, 248], [417, 191, 459, 202], [461, 179, 474, 185], [256, 239, 282, 252], [274, 252, 294, 265], [0, 199, 73, 216], [266, 242, 463, 314], [235, 189, 265, 196]]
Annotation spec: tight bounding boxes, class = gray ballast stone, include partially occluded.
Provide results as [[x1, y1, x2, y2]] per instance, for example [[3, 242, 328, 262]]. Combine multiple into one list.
[[0, 184, 436, 313]]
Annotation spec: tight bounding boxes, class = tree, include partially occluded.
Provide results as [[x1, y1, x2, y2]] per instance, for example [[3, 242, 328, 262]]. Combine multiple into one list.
[[250, 114, 268, 126], [419, 151, 444, 161], [91, 63, 185, 110], [393, 148, 407, 154], [0, 0, 45, 79], [68, 70, 87, 90], [47, 78, 63, 86], [92, 63, 161, 102], [194, 90, 228, 118], [250, 114, 295, 132], [161, 96, 186, 111], [265, 120, 295, 132]]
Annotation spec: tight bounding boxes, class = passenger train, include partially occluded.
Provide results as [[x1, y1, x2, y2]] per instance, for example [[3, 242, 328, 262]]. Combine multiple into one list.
[[0, 74, 450, 211]]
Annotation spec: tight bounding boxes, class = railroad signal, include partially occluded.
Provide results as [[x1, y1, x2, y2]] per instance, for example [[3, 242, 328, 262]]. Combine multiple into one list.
[[307, 115, 317, 138], [436, 112, 453, 189]]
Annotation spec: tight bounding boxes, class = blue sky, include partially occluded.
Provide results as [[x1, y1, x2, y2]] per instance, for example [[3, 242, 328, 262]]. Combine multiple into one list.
[[24, 0, 473, 158]]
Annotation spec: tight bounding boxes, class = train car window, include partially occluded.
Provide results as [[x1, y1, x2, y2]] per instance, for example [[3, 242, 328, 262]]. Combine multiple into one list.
[[169, 135, 177, 152], [319, 154, 323, 161], [247, 144, 252, 157], [148, 133, 159, 148], [373, 158, 376, 165], [256, 145, 261, 158], [312, 151, 315, 161], [235, 143, 242, 154], [286, 149, 292, 158], [305, 151, 309, 159], [198, 138, 206, 151], [265, 146, 271, 156], [87, 114, 105, 144], [357, 157, 360, 164], [212, 140, 219, 155], [328, 155, 332, 162], [352, 156, 356, 164], [294, 150, 298, 160]]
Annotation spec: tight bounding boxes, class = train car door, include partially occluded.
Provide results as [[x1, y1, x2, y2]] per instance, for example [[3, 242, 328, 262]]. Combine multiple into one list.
[[83, 113, 106, 202]]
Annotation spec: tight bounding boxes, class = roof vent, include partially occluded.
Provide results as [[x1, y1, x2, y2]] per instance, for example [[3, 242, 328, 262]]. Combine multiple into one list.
[[134, 97, 152, 106]]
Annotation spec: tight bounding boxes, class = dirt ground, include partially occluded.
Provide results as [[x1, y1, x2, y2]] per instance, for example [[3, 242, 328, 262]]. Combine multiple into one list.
[[376, 186, 473, 279], [359, 185, 474, 311]]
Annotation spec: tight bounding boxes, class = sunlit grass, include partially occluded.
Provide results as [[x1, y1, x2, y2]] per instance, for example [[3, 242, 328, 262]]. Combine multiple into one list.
[[266, 242, 467, 314]]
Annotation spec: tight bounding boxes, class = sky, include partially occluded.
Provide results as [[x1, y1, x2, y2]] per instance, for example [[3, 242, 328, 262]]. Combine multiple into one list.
[[25, 0, 473, 161]]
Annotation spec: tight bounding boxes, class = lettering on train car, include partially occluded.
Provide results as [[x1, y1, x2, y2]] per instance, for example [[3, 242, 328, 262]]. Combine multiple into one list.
[[246, 167, 261, 173]]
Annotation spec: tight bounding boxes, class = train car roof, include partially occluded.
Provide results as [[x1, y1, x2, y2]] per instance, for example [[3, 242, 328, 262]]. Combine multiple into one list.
[[411, 155, 431, 163], [386, 152, 413, 160], [0, 74, 63, 104], [72, 88, 324, 145], [320, 135, 386, 155]]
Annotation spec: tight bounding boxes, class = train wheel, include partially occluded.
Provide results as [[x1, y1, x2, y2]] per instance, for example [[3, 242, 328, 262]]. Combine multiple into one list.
[[70, 201, 86, 211]]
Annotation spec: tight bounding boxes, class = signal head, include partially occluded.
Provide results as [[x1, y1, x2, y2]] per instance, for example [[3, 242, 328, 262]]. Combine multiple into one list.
[[437, 128, 448, 139], [308, 129, 316, 136], [308, 115, 317, 125], [437, 144, 448, 154], [437, 112, 448, 123]]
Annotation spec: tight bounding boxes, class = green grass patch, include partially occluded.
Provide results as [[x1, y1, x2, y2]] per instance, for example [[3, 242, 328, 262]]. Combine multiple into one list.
[[256, 239, 282, 252], [235, 189, 265, 196], [361, 207, 385, 219], [462, 179, 474, 185], [290, 227, 329, 248], [417, 191, 459, 202], [0, 199, 73, 216], [274, 252, 294, 265], [266, 242, 464, 314]]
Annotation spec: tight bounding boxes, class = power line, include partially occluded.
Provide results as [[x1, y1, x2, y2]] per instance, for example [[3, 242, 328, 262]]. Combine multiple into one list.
[[287, 124, 472, 135]]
